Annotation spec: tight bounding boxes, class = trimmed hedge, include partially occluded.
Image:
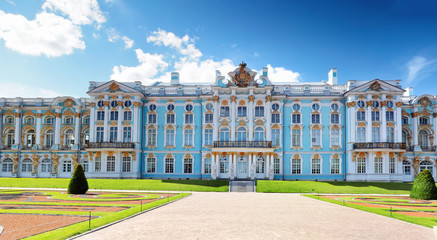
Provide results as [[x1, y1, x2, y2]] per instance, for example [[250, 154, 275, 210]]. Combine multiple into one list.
[[410, 169, 437, 200], [67, 164, 89, 194]]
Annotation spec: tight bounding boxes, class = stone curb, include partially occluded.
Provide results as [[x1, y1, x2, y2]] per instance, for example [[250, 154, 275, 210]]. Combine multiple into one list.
[[67, 193, 191, 239]]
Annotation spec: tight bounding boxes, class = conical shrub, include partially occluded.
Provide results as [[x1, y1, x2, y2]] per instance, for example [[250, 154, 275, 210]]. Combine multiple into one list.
[[410, 169, 437, 200], [67, 164, 89, 194]]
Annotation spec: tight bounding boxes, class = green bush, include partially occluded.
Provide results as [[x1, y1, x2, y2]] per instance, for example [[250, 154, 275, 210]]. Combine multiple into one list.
[[410, 169, 437, 200], [67, 164, 89, 194]]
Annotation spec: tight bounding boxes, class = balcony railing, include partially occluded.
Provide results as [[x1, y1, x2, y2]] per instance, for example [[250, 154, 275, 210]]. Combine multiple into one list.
[[86, 142, 135, 149], [353, 142, 406, 150], [213, 141, 272, 148]]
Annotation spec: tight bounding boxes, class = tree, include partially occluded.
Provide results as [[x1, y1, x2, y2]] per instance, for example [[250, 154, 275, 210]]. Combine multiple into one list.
[[67, 164, 89, 194], [410, 169, 437, 200]]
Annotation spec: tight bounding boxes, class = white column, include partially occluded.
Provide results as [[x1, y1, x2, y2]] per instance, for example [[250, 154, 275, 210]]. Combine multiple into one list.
[[383, 153, 388, 173], [381, 96, 387, 142], [265, 97, 272, 141], [212, 154, 217, 180], [230, 97, 236, 141], [350, 105, 356, 142], [14, 109, 21, 146], [266, 154, 270, 178], [233, 153, 237, 180], [74, 109, 81, 145], [248, 154, 252, 179], [0, 109, 3, 147], [229, 154, 233, 180], [396, 104, 402, 143], [117, 102, 123, 142], [54, 110, 61, 145], [132, 102, 140, 142], [213, 99, 219, 141], [35, 111, 42, 146], [434, 107, 437, 147], [366, 104, 372, 142], [368, 153, 374, 174], [248, 97, 254, 141], [103, 100, 109, 142], [412, 106, 419, 147], [89, 103, 96, 142]]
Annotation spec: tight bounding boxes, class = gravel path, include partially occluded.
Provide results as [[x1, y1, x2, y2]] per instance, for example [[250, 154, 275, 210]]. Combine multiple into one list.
[[77, 192, 434, 240]]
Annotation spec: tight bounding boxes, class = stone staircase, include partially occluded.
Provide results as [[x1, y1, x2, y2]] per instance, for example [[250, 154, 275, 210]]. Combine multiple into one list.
[[229, 181, 255, 192]]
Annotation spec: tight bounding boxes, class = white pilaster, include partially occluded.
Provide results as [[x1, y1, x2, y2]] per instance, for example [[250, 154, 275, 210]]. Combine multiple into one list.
[[248, 97, 254, 141], [266, 154, 270, 178], [396, 104, 402, 143], [233, 153, 237, 180], [366, 105, 372, 142], [381, 96, 387, 142], [74, 109, 81, 145], [213, 99, 219, 141], [54, 109, 61, 145], [230, 96, 236, 141], [89, 103, 95, 142], [133, 102, 140, 142], [265, 97, 272, 141], [412, 106, 419, 147], [36, 111, 42, 146], [248, 154, 252, 179], [103, 99, 109, 142], [434, 107, 437, 147], [117, 103, 123, 142]]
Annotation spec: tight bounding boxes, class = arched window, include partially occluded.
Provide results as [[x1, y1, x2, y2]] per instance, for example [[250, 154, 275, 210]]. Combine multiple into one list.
[[24, 117, 34, 124], [109, 126, 117, 143], [64, 129, 74, 147], [44, 129, 54, 148], [83, 116, 90, 124], [402, 129, 409, 146], [204, 128, 213, 146], [418, 130, 430, 150], [165, 128, 175, 146], [123, 126, 132, 143], [2, 158, 13, 172], [219, 127, 230, 141], [371, 110, 380, 121], [110, 110, 118, 121], [403, 160, 411, 175], [5, 116, 14, 124], [21, 158, 32, 172], [272, 128, 280, 146], [184, 113, 193, 124], [165, 157, 174, 173], [254, 127, 264, 141], [5, 129, 15, 147], [146, 157, 156, 173], [82, 160, 89, 172], [44, 116, 54, 124], [420, 160, 433, 173], [291, 157, 301, 174], [357, 127, 366, 142], [311, 157, 321, 174], [24, 129, 36, 148], [419, 117, 429, 125], [62, 160, 72, 172], [357, 157, 366, 173], [123, 111, 132, 121], [64, 117, 73, 124], [147, 127, 157, 146], [292, 113, 301, 124], [402, 116, 409, 125], [122, 157, 131, 172], [41, 158, 52, 173], [184, 158, 193, 173], [82, 129, 90, 145], [237, 127, 247, 141], [357, 111, 366, 121]]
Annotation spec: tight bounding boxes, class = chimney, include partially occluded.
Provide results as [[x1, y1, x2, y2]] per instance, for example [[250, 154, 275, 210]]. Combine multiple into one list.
[[328, 68, 337, 85], [404, 87, 414, 96], [262, 67, 268, 77], [170, 72, 180, 85]]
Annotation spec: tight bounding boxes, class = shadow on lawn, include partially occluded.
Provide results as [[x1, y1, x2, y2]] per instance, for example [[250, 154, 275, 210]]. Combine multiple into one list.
[[323, 181, 413, 191]]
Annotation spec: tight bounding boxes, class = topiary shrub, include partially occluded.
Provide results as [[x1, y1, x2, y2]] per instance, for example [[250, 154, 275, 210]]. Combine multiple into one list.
[[410, 169, 437, 200], [67, 164, 89, 194]]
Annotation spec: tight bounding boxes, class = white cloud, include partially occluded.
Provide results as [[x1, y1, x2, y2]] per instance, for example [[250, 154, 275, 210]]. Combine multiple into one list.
[[122, 36, 134, 49], [42, 0, 106, 28], [111, 29, 301, 85], [147, 29, 202, 60], [0, 11, 85, 57], [253, 52, 260, 58], [110, 49, 168, 82], [406, 56, 437, 85], [267, 64, 301, 82], [0, 82, 61, 98], [6, 0, 15, 6]]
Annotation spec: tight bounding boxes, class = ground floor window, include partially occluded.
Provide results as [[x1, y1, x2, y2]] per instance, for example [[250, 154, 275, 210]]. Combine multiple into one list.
[[204, 158, 211, 174], [2, 158, 13, 172], [374, 157, 383, 174], [357, 157, 366, 173], [41, 159, 52, 173], [63, 160, 72, 173], [122, 157, 131, 172], [311, 158, 321, 174], [420, 160, 433, 173], [389, 158, 396, 174], [403, 160, 411, 175], [292, 158, 301, 174], [273, 158, 280, 174], [184, 158, 193, 173], [147, 157, 156, 173], [82, 161, 89, 172], [107, 156, 115, 172], [331, 158, 340, 174], [256, 157, 265, 174], [95, 157, 101, 172], [21, 159, 32, 173], [165, 158, 174, 173], [220, 157, 229, 174]]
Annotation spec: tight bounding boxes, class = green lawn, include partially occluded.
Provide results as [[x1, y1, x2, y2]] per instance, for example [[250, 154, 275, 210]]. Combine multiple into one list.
[[305, 194, 437, 228], [0, 178, 229, 192], [256, 180, 413, 194]]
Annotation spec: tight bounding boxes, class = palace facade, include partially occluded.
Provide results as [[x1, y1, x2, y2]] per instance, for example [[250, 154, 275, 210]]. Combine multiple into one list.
[[0, 63, 436, 182]]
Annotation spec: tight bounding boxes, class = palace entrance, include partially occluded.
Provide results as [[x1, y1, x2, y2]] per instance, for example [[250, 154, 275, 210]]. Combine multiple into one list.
[[236, 156, 248, 179]]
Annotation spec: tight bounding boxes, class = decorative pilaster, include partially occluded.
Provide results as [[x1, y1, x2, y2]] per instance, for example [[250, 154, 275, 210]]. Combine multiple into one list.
[[412, 106, 419, 150], [133, 101, 141, 143], [54, 110, 61, 146], [213, 96, 219, 141], [13, 108, 21, 149], [103, 100, 109, 142], [117, 101, 123, 142], [396, 103, 402, 143], [381, 96, 387, 142], [230, 95, 236, 141], [265, 95, 272, 141], [89, 102, 96, 142], [248, 94, 254, 141], [35, 111, 42, 148], [366, 101, 372, 142], [74, 109, 81, 146], [248, 153, 253, 180], [265, 154, 270, 179]]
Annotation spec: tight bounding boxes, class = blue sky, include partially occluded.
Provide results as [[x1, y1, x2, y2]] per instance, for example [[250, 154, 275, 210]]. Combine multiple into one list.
[[0, 0, 436, 98]]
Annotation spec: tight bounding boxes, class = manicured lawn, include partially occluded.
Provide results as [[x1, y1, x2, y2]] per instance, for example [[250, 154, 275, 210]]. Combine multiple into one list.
[[0, 178, 229, 192], [256, 180, 413, 194], [305, 194, 437, 228]]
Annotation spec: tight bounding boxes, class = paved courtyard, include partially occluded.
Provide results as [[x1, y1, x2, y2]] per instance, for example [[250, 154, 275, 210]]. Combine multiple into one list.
[[77, 192, 434, 240]]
